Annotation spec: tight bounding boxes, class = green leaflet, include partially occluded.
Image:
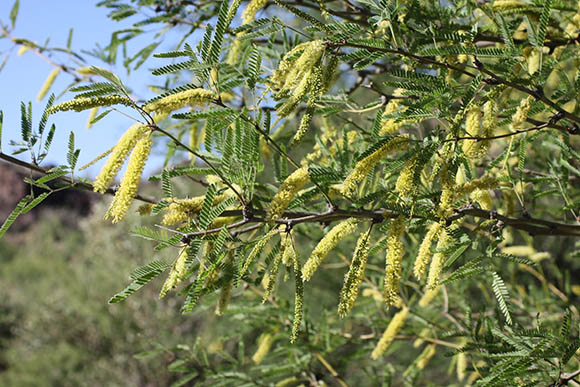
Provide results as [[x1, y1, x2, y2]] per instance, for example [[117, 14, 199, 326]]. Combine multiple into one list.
[[109, 260, 170, 303]]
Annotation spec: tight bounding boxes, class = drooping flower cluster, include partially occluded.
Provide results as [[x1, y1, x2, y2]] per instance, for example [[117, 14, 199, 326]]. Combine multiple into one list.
[[159, 247, 188, 298], [271, 40, 325, 117], [37, 68, 60, 101], [413, 222, 442, 280], [371, 306, 409, 359], [384, 216, 406, 307], [267, 167, 310, 221], [241, 0, 267, 24], [302, 218, 358, 281], [379, 89, 409, 136], [105, 131, 153, 223], [338, 230, 371, 317], [340, 135, 410, 196], [426, 227, 453, 289], [93, 123, 148, 194], [143, 88, 215, 115]]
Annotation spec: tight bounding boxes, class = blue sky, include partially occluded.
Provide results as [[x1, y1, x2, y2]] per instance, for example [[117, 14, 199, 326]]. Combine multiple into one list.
[[0, 1, 178, 178]]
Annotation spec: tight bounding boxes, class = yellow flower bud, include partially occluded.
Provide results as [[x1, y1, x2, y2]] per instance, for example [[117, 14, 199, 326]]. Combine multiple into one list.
[[413, 222, 442, 280], [37, 68, 60, 101]]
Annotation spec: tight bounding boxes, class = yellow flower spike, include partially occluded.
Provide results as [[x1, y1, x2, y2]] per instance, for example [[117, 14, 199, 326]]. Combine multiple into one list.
[[371, 306, 409, 359], [86, 107, 98, 129], [47, 95, 134, 114], [267, 167, 310, 221], [456, 351, 468, 381], [426, 227, 453, 290], [462, 105, 481, 158], [340, 135, 410, 196], [106, 132, 153, 223], [252, 333, 273, 364], [302, 218, 359, 281], [143, 88, 215, 114], [395, 155, 418, 198], [37, 68, 60, 101], [416, 344, 437, 370], [419, 285, 441, 307], [338, 229, 371, 318], [290, 249, 304, 344], [280, 230, 296, 267], [263, 245, 284, 303], [512, 96, 533, 131], [379, 89, 407, 136], [241, 0, 268, 24], [159, 247, 188, 298], [17, 45, 31, 56], [456, 175, 497, 197], [383, 216, 406, 307], [279, 40, 324, 94], [413, 222, 442, 280], [93, 123, 147, 194]]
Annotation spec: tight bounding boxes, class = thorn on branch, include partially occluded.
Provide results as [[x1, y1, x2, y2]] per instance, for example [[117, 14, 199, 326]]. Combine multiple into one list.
[[568, 123, 580, 135]]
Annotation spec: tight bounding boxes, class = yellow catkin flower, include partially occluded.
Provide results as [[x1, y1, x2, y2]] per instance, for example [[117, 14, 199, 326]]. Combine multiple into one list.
[[340, 136, 409, 196], [416, 344, 437, 370], [159, 248, 188, 298], [384, 216, 406, 307], [105, 132, 153, 223], [47, 95, 134, 114], [338, 230, 371, 318], [371, 306, 409, 359], [93, 123, 147, 193], [512, 96, 533, 131], [143, 88, 215, 114], [252, 333, 273, 364], [277, 64, 322, 117], [456, 351, 468, 381], [456, 176, 497, 197], [291, 250, 304, 344], [263, 245, 284, 303], [161, 191, 232, 225], [37, 68, 60, 101], [17, 45, 31, 56], [242, 0, 268, 24], [426, 228, 452, 290], [280, 231, 295, 267], [462, 105, 481, 157], [464, 99, 497, 159], [267, 167, 310, 221], [413, 222, 442, 280], [302, 218, 358, 281], [413, 327, 430, 348], [86, 107, 98, 129], [395, 155, 418, 198], [379, 89, 407, 136], [270, 42, 312, 89], [419, 285, 441, 307], [276, 40, 324, 95]]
